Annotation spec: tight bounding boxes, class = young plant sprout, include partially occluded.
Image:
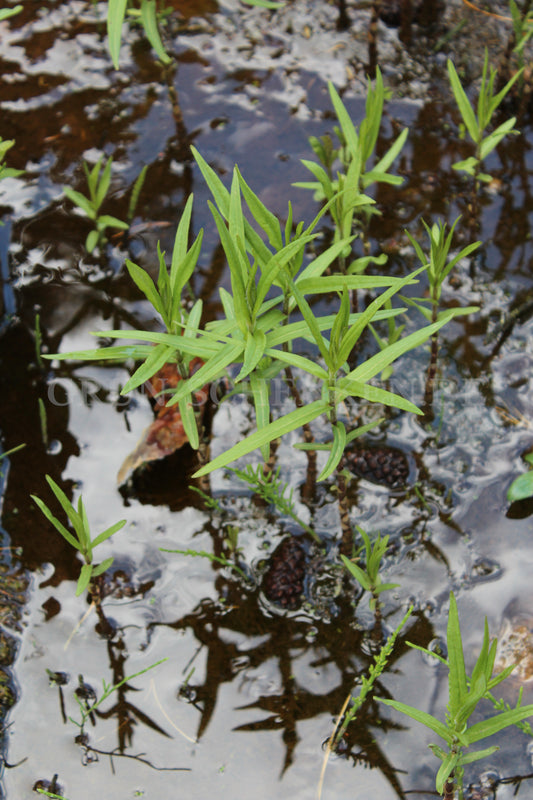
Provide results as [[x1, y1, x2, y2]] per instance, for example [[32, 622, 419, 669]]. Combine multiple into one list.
[[448, 51, 523, 226], [31, 476, 126, 612], [402, 217, 480, 414], [63, 156, 133, 253], [379, 593, 533, 799]]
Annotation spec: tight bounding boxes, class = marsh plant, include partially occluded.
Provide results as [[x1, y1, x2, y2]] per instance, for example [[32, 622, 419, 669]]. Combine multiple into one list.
[[317, 605, 414, 799], [448, 51, 523, 225], [69, 660, 166, 740], [63, 156, 145, 254], [294, 71, 406, 290], [341, 526, 399, 635], [31, 476, 126, 619], [379, 592, 533, 799], [402, 217, 480, 413], [48, 126, 479, 555]]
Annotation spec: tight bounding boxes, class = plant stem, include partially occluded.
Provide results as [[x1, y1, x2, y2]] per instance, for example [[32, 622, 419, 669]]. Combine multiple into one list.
[[443, 775, 455, 800], [422, 296, 439, 420], [161, 61, 188, 153], [329, 390, 353, 555], [283, 363, 317, 500], [368, 0, 381, 79], [88, 578, 115, 638]]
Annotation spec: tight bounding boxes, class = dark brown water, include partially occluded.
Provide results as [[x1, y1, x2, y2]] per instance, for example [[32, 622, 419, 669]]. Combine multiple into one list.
[[1, 1, 533, 798]]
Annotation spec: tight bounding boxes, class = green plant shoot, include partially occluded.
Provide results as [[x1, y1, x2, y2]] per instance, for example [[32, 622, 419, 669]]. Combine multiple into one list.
[[341, 526, 399, 611], [63, 156, 130, 253], [448, 51, 523, 186], [31, 476, 126, 596], [379, 592, 533, 799]]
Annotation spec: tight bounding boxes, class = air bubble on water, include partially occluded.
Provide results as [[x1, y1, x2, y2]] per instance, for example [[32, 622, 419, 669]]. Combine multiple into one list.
[[46, 439, 62, 455], [420, 637, 447, 668]]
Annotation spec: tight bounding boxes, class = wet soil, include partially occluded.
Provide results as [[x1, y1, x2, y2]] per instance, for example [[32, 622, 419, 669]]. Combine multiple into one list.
[[1, 1, 533, 798]]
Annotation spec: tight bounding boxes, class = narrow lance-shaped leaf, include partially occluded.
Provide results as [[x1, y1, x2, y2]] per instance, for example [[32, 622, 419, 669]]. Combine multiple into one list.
[[107, 0, 128, 68], [446, 592, 468, 715], [121, 344, 177, 394], [63, 188, 96, 219], [341, 554, 372, 591], [328, 82, 359, 158], [125, 259, 166, 319], [336, 266, 426, 366], [30, 495, 81, 552], [76, 563, 93, 596], [236, 329, 267, 382], [465, 704, 533, 744], [341, 308, 459, 387], [94, 157, 113, 209], [178, 394, 200, 450], [91, 557, 115, 578], [192, 400, 329, 477], [236, 166, 283, 250], [447, 60, 479, 143], [139, 0, 172, 64], [317, 420, 347, 481], [91, 519, 127, 549], [250, 371, 271, 462], [378, 698, 454, 744], [45, 476, 83, 538], [168, 342, 245, 405], [435, 752, 461, 796]]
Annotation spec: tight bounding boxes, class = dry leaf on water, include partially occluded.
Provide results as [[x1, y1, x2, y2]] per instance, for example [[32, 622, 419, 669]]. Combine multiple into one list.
[[117, 360, 207, 486]]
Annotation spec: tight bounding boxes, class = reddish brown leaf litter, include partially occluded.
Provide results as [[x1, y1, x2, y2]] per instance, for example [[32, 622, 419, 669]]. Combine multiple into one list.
[[262, 537, 307, 610], [347, 446, 410, 489], [117, 360, 208, 486]]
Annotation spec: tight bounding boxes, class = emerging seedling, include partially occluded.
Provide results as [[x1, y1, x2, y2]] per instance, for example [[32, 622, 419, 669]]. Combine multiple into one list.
[[379, 592, 533, 799], [31, 475, 126, 597], [403, 217, 480, 413], [448, 51, 523, 193], [295, 70, 407, 283], [341, 526, 399, 611], [63, 156, 131, 253]]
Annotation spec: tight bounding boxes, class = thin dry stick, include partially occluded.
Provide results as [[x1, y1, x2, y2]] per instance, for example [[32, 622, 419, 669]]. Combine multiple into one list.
[[64, 602, 95, 650], [147, 679, 198, 744], [317, 692, 352, 800], [461, 0, 511, 21]]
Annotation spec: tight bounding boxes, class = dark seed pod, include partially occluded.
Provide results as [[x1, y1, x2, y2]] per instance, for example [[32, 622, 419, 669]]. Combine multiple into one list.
[[347, 446, 410, 489], [262, 537, 306, 610]]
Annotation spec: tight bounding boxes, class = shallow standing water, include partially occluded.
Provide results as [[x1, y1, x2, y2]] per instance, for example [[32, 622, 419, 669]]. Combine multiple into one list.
[[1, 1, 533, 798]]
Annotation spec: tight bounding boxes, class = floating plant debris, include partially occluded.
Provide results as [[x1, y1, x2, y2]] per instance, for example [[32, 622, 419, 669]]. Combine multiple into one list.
[[117, 361, 208, 486]]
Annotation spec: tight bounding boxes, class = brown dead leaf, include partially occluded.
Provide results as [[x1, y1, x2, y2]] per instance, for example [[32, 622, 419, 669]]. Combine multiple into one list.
[[117, 360, 208, 486]]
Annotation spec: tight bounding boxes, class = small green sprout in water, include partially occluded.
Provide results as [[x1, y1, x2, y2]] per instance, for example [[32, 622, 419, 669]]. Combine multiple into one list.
[[379, 592, 533, 800], [63, 155, 130, 253], [70, 660, 167, 737], [31, 475, 126, 598], [341, 526, 399, 612], [448, 50, 523, 195]]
